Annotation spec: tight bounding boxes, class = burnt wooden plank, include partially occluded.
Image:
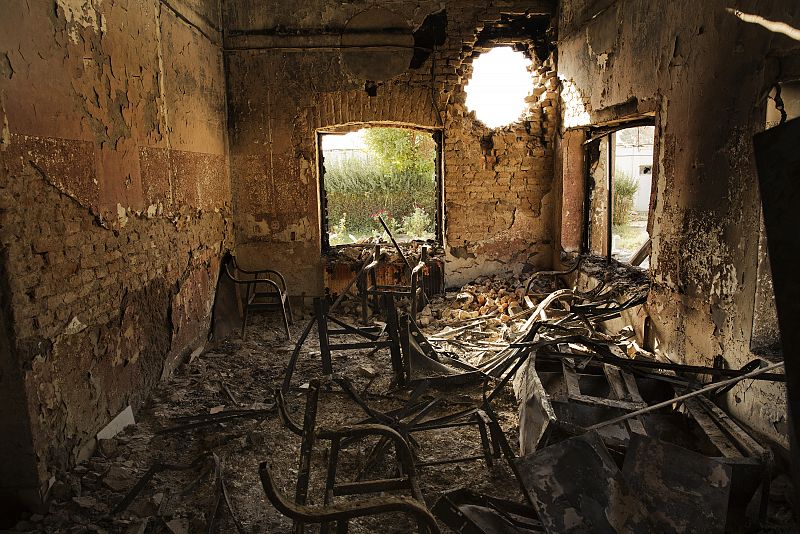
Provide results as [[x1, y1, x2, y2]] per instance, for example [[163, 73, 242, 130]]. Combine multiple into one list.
[[685, 398, 742, 459], [570, 393, 647, 411], [562, 361, 581, 398], [603, 364, 627, 399], [604, 365, 647, 434], [621, 370, 645, 403], [695, 395, 766, 457]]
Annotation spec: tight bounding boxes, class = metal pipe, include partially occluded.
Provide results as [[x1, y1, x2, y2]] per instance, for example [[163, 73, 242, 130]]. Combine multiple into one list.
[[588, 361, 785, 431]]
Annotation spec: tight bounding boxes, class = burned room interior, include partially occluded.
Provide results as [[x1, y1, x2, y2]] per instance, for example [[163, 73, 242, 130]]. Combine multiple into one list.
[[1, 0, 800, 532]]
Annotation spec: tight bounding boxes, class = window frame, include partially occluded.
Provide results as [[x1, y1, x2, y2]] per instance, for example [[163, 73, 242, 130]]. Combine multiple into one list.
[[583, 117, 656, 263], [317, 125, 444, 252]]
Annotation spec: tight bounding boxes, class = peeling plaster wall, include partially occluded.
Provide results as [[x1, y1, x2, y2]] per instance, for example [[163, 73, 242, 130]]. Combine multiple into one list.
[[554, 0, 800, 448], [0, 0, 230, 508], [224, 0, 558, 295]]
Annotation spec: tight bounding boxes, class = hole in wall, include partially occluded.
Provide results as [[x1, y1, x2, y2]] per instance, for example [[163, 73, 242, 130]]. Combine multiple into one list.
[[465, 47, 533, 129], [410, 10, 447, 69]]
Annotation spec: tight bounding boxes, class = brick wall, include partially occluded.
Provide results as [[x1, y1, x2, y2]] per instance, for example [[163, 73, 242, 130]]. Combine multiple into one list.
[[225, 0, 557, 294], [444, 55, 558, 284], [0, 0, 230, 507]]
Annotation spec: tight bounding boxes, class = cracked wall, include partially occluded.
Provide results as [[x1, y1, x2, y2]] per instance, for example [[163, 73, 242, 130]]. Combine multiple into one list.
[[225, 0, 557, 294], [554, 0, 800, 449], [0, 0, 230, 509]]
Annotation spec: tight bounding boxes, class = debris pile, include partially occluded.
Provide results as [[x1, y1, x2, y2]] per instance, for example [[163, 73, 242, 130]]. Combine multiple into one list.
[[416, 272, 562, 368], [9, 254, 797, 534]]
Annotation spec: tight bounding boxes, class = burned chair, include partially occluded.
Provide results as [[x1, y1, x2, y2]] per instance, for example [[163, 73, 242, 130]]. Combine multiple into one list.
[[360, 243, 428, 322], [356, 244, 429, 385], [259, 465, 439, 534], [223, 256, 293, 340], [268, 380, 438, 533]]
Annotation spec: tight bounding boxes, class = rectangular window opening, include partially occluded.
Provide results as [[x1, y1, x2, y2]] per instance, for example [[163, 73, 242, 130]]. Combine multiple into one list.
[[586, 122, 655, 266], [318, 126, 442, 250]]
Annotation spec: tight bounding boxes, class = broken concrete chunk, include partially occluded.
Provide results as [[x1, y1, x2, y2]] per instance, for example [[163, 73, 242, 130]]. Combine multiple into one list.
[[123, 518, 149, 534], [97, 406, 135, 440], [72, 495, 108, 512], [97, 438, 118, 458], [49, 478, 76, 502], [248, 430, 266, 446], [165, 518, 190, 534], [102, 465, 134, 492], [64, 316, 88, 335], [357, 364, 378, 378]]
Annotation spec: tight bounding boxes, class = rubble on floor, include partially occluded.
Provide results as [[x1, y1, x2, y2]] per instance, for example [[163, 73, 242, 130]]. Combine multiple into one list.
[[9, 313, 522, 533], [9, 258, 797, 534]]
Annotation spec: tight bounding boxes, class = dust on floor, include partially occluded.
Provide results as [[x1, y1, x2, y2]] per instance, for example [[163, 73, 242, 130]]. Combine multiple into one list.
[[12, 303, 525, 534]]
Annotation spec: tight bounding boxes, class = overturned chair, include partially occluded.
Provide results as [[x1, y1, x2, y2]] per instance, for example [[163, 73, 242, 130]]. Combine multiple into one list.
[[264, 379, 440, 534], [223, 255, 293, 340]]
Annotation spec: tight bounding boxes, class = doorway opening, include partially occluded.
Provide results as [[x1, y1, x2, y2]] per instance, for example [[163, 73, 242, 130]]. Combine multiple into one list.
[[587, 123, 656, 265]]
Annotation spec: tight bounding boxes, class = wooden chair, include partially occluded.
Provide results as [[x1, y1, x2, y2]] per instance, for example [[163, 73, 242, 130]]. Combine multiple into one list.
[[223, 256, 293, 340]]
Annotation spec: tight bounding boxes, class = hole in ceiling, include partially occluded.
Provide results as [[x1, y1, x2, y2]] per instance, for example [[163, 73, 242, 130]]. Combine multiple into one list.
[[410, 10, 448, 69], [465, 47, 533, 129]]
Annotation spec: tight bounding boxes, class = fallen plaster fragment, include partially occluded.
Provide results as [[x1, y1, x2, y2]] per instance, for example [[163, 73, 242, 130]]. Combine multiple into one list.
[[64, 316, 87, 335], [97, 405, 136, 440], [188, 344, 205, 363], [117, 203, 129, 226]]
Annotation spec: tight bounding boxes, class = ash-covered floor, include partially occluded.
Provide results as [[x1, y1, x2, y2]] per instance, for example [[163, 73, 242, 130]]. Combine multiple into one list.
[[9, 265, 797, 534], [11, 290, 530, 534]]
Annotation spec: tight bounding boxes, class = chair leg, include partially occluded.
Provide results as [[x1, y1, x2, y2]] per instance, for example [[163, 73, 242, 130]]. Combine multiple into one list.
[[293, 381, 321, 534], [320, 437, 341, 534], [242, 303, 250, 341], [286, 296, 294, 324], [280, 295, 292, 341], [475, 416, 494, 468]]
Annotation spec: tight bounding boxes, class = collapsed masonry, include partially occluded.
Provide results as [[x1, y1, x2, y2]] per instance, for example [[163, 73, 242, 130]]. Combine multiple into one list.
[[1, 0, 799, 532]]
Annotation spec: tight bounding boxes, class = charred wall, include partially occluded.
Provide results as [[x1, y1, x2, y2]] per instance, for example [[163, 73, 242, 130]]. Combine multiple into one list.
[[224, 0, 558, 294], [554, 0, 800, 448], [0, 0, 231, 508]]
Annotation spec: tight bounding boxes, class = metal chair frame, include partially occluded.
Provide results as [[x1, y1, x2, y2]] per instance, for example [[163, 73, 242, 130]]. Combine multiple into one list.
[[273, 380, 435, 533], [223, 257, 293, 340], [360, 244, 428, 323], [259, 462, 440, 534]]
